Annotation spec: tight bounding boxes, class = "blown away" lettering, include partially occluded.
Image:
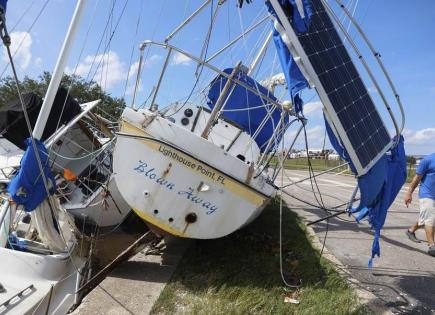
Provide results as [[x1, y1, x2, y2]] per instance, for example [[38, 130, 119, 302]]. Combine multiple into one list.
[[133, 160, 219, 215]]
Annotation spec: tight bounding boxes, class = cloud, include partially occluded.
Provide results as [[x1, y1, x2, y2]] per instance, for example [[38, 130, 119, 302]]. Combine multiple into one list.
[[171, 52, 192, 66], [66, 51, 127, 90], [66, 52, 162, 91], [2, 31, 33, 70], [303, 101, 323, 118], [34, 57, 43, 68], [403, 128, 435, 154], [124, 54, 162, 96], [147, 54, 162, 66]]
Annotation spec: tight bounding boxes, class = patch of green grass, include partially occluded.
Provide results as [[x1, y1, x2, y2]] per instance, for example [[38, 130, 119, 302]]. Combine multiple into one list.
[[275, 158, 415, 182], [281, 158, 348, 172], [151, 199, 370, 315]]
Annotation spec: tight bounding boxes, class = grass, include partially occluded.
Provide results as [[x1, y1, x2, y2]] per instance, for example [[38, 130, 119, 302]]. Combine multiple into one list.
[[151, 199, 370, 315], [276, 158, 416, 182], [280, 158, 348, 173]]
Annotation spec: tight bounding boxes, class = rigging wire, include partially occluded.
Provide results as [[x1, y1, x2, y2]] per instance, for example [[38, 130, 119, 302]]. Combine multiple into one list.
[[80, 0, 143, 245], [277, 167, 357, 223], [2, 20, 83, 279], [236, 3, 250, 58], [101, 2, 113, 93], [182, 0, 191, 21], [122, 0, 144, 100], [161, 7, 268, 115], [84, 0, 116, 82], [3, 1, 128, 282], [194, 8, 268, 105], [165, 0, 215, 117], [89, 0, 129, 84], [342, 0, 359, 44], [9, 0, 37, 32], [0, 0, 49, 79], [226, 1, 234, 64], [136, 0, 168, 105], [280, 188, 358, 223]]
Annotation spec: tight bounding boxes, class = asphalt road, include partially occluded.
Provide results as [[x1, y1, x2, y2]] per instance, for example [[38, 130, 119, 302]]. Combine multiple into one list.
[[277, 170, 435, 315]]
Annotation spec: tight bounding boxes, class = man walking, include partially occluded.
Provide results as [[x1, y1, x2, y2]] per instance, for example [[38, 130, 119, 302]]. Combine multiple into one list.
[[405, 153, 435, 257]]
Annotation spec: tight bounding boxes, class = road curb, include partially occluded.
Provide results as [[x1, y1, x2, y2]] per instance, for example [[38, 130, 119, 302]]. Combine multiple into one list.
[[304, 224, 393, 315]]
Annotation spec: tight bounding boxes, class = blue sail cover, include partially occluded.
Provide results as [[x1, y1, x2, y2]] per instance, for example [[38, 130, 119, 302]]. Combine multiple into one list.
[[326, 112, 407, 265], [0, 0, 7, 13], [266, 0, 313, 113], [8, 138, 56, 212], [328, 120, 407, 265], [207, 68, 286, 152], [352, 136, 407, 266]]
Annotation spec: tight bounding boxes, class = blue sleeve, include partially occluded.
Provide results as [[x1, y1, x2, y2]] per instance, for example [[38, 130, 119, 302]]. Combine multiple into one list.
[[416, 158, 428, 176]]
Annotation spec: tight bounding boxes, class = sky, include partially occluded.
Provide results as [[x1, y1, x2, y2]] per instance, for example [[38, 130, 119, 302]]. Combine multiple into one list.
[[0, 0, 434, 155]]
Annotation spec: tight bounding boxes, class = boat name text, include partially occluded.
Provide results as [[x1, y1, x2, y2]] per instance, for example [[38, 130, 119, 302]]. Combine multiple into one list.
[[133, 160, 219, 215]]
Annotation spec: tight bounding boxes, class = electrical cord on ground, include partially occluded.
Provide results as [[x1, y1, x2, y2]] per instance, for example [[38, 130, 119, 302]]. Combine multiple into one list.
[[278, 134, 302, 289], [300, 120, 330, 260], [280, 189, 358, 224]]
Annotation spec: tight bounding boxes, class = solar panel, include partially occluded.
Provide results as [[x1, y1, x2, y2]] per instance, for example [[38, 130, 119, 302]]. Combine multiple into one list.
[[270, 0, 392, 174]]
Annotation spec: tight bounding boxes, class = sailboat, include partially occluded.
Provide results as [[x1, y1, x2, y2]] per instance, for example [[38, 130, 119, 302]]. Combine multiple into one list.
[[112, 0, 405, 241], [0, 88, 131, 228], [0, 1, 131, 313], [0, 0, 407, 311]]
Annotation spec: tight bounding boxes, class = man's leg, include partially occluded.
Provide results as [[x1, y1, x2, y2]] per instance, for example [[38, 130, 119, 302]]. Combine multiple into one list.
[[427, 225, 435, 257], [406, 223, 422, 243], [425, 225, 434, 246], [409, 223, 421, 233]]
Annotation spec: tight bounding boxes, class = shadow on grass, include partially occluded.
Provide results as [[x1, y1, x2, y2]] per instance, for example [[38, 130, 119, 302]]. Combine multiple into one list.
[[151, 198, 370, 315]]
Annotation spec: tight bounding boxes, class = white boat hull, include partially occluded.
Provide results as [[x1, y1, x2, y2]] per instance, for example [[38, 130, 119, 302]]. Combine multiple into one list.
[[0, 248, 85, 314], [64, 175, 131, 228], [113, 119, 275, 239]]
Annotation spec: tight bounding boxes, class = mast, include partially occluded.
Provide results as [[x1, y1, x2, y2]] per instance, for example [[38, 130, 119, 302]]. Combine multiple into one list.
[[32, 0, 88, 140]]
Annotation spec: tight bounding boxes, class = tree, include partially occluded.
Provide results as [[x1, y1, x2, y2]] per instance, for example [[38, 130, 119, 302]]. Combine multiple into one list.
[[0, 72, 125, 120]]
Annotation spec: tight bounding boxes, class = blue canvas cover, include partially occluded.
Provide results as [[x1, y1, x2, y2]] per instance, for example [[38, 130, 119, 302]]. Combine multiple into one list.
[[207, 68, 287, 152], [266, 0, 313, 113], [352, 136, 407, 266], [0, 0, 7, 13], [325, 110, 407, 265], [8, 138, 56, 212]]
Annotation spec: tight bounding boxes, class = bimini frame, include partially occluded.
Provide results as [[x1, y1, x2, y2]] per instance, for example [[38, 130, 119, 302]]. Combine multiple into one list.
[[133, 40, 294, 171]]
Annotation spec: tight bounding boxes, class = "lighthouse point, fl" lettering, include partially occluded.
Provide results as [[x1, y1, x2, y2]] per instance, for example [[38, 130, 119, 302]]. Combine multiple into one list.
[[158, 145, 226, 185]]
